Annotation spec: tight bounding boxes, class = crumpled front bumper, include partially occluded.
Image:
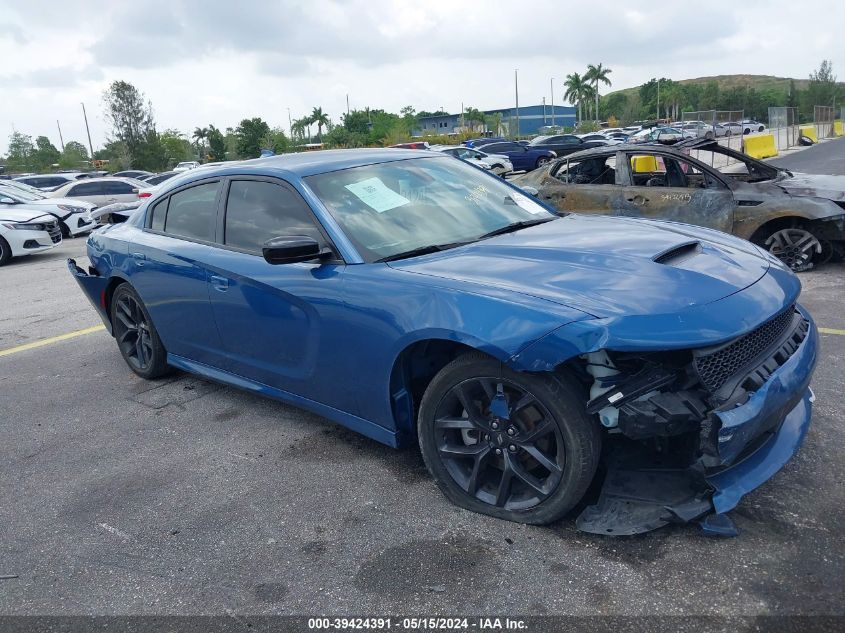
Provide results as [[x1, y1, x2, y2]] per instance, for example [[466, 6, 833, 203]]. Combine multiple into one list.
[[577, 304, 818, 536]]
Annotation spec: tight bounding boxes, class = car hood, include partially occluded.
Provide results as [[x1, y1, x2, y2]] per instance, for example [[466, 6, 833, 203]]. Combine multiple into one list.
[[0, 208, 56, 222], [29, 196, 96, 210], [776, 173, 845, 202], [390, 215, 771, 319]]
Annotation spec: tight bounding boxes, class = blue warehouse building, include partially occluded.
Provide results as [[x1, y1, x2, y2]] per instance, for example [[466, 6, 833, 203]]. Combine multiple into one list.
[[414, 104, 577, 137]]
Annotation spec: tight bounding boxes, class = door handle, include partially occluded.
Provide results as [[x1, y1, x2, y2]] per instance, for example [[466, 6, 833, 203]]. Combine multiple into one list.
[[209, 275, 229, 291], [626, 196, 649, 205], [131, 252, 146, 266]]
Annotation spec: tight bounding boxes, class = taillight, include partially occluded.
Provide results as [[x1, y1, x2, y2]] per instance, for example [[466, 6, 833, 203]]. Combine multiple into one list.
[[139, 191, 152, 198]]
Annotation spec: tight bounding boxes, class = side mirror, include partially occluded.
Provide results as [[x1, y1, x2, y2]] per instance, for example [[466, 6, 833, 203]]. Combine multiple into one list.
[[520, 186, 540, 197], [262, 235, 326, 265], [0, 196, 15, 204]]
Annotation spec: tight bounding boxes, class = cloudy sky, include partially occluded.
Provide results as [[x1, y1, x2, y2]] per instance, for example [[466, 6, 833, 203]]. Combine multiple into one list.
[[1, 0, 841, 154]]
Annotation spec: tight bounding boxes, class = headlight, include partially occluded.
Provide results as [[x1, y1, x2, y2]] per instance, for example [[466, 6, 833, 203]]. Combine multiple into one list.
[[1, 222, 44, 230], [57, 204, 84, 213]]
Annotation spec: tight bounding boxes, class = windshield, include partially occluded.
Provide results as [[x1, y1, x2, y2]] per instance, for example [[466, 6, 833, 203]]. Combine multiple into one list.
[[2, 188, 43, 202], [305, 156, 555, 262]]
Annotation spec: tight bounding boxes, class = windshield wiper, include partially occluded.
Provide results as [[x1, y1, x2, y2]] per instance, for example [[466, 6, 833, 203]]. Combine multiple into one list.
[[475, 216, 556, 241], [376, 241, 468, 263]]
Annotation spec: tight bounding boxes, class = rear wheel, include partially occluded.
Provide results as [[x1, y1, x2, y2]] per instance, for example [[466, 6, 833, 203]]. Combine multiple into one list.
[[0, 236, 11, 266], [535, 156, 551, 168], [418, 353, 601, 525], [111, 284, 170, 379]]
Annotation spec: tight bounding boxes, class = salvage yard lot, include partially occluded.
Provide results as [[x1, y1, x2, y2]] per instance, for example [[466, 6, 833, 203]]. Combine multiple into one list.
[[1, 246, 844, 617]]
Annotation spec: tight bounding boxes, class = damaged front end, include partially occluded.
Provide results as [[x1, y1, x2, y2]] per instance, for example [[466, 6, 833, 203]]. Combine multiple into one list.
[[573, 303, 818, 536]]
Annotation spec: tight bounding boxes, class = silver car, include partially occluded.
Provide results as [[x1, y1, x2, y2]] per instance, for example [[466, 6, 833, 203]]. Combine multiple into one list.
[[48, 177, 151, 207], [431, 145, 514, 175]]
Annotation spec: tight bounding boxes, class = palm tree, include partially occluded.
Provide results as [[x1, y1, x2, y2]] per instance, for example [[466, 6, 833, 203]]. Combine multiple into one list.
[[564, 72, 588, 123], [585, 63, 613, 123], [311, 107, 330, 141], [192, 126, 209, 159]]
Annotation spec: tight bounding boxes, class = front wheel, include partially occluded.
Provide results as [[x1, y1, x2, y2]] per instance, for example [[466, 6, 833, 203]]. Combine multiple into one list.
[[764, 227, 822, 272], [418, 353, 601, 525], [0, 236, 11, 266], [111, 284, 171, 379]]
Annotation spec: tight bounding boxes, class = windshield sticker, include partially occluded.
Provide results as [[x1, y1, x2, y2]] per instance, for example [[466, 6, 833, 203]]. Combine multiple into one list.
[[510, 193, 547, 215], [345, 177, 410, 213], [466, 184, 489, 205]]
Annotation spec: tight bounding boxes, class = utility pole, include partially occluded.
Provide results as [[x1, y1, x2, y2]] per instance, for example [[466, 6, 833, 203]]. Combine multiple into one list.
[[346, 94, 350, 116], [56, 120, 65, 152], [656, 79, 660, 121], [81, 102, 94, 160], [287, 107, 292, 138], [543, 97, 547, 125], [551, 77, 556, 128], [514, 69, 520, 138]]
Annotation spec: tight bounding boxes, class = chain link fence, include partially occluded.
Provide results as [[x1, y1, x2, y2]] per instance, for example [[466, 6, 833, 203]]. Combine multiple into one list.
[[679, 110, 744, 168], [768, 106, 800, 150], [814, 105, 835, 139]]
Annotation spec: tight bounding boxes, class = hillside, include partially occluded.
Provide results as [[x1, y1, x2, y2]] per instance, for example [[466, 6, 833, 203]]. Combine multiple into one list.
[[606, 74, 821, 99]]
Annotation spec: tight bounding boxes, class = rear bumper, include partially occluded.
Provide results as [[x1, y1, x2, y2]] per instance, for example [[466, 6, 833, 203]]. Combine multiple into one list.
[[67, 258, 112, 333]]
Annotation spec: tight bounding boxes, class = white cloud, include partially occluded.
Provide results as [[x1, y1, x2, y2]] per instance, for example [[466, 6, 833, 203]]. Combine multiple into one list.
[[1, 0, 842, 154]]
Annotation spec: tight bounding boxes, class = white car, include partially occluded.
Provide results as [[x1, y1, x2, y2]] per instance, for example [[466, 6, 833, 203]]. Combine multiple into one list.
[[173, 161, 200, 172], [0, 183, 97, 237], [741, 119, 767, 134], [0, 207, 62, 266], [48, 177, 150, 207], [431, 145, 514, 175]]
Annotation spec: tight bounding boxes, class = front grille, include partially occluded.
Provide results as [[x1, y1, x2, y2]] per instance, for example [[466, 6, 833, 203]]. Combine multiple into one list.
[[693, 305, 799, 393]]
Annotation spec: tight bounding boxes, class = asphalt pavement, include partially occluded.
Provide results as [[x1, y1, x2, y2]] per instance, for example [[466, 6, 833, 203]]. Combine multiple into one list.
[[1, 184, 844, 619], [770, 135, 845, 175]]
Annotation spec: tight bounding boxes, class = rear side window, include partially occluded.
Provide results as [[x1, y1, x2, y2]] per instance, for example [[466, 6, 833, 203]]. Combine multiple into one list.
[[150, 198, 168, 232], [68, 182, 103, 196], [103, 181, 134, 194], [224, 180, 324, 253], [162, 181, 220, 242]]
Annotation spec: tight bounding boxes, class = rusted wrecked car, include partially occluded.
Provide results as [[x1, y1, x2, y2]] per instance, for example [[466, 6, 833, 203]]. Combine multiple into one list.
[[512, 138, 845, 271]]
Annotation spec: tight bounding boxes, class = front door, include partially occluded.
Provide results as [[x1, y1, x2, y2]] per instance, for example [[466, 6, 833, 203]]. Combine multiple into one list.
[[619, 152, 735, 233], [205, 177, 354, 410]]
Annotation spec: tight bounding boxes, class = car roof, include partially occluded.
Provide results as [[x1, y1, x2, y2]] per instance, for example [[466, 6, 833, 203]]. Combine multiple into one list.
[[187, 148, 438, 179]]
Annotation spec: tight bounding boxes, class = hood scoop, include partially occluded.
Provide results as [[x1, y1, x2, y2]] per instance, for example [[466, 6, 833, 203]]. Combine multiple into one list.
[[653, 241, 702, 266]]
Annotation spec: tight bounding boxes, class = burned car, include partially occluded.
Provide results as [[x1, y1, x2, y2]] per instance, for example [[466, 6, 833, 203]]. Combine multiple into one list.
[[513, 139, 845, 271]]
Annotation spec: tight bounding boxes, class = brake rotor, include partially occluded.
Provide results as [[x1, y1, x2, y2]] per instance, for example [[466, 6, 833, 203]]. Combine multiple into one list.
[[765, 228, 822, 272]]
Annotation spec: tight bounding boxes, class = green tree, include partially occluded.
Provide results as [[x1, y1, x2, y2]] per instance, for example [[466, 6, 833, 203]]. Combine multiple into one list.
[[102, 80, 156, 168], [261, 127, 290, 154], [462, 106, 485, 131], [310, 107, 330, 141], [160, 129, 193, 167], [806, 59, 842, 108], [4, 131, 34, 172], [234, 117, 271, 158], [585, 63, 612, 123], [400, 105, 418, 135], [59, 141, 89, 170], [31, 136, 61, 171], [564, 72, 589, 123], [192, 127, 209, 160], [207, 125, 226, 161]]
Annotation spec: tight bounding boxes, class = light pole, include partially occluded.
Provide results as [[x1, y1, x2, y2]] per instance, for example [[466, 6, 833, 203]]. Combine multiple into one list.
[[287, 108, 292, 138], [656, 78, 660, 121], [551, 77, 556, 128], [514, 69, 520, 138], [81, 102, 94, 161]]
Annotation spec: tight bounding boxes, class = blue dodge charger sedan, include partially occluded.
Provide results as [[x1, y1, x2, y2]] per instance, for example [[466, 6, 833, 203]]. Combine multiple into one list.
[[69, 149, 818, 535]]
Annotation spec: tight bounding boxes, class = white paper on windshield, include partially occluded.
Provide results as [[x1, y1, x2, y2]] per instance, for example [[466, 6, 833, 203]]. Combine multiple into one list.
[[510, 193, 547, 215], [345, 177, 410, 213]]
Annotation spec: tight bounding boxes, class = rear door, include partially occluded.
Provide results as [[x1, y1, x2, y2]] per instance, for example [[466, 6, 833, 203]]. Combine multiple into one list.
[[618, 151, 735, 232], [102, 180, 139, 204], [205, 177, 355, 410], [66, 181, 106, 205], [130, 179, 226, 366], [538, 151, 629, 214]]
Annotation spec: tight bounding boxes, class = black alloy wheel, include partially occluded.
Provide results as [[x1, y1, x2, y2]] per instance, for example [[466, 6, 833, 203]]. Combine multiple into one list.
[[111, 285, 170, 378], [418, 354, 600, 525]]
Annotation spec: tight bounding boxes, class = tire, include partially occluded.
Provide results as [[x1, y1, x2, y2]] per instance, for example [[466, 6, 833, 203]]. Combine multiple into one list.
[[761, 226, 822, 272], [535, 156, 550, 169], [60, 222, 71, 238], [758, 126, 765, 132], [0, 236, 11, 266], [705, 131, 714, 140], [725, 130, 732, 137], [110, 284, 171, 379], [744, 128, 751, 135], [417, 353, 601, 525]]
